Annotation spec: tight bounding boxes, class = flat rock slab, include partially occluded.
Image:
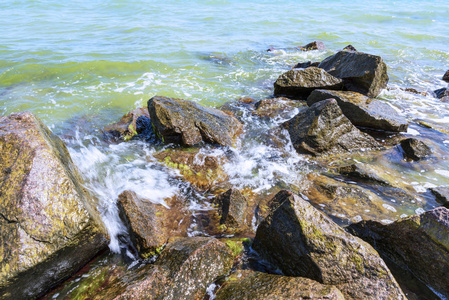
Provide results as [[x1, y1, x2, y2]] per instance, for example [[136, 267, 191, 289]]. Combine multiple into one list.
[[307, 89, 408, 132], [0, 112, 107, 299], [348, 207, 449, 298], [282, 98, 382, 156], [216, 270, 344, 300], [318, 51, 389, 97], [253, 190, 405, 299], [148, 95, 242, 147], [274, 67, 343, 99]]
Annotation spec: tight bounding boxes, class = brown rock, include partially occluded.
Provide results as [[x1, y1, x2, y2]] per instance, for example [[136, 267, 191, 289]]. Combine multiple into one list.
[[214, 188, 248, 228], [429, 186, 449, 208], [0, 112, 108, 300], [253, 97, 307, 119], [443, 70, 449, 83], [282, 98, 382, 156], [117, 191, 190, 258], [400, 138, 432, 161], [301, 41, 326, 51], [147, 95, 242, 147], [253, 190, 406, 299], [104, 107, 150, 141], [343, 45, 357, 52]]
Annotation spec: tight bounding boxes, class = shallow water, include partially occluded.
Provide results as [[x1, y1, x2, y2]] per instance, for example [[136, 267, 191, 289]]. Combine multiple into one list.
[[2, 0, 449, 255]]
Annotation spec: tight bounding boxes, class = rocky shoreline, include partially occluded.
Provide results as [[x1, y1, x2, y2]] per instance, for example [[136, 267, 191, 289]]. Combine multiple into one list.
[[1, 43, 449, 299]]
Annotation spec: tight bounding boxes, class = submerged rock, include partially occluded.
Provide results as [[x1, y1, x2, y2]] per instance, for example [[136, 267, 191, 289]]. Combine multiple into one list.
[[253, 97, 306, 119], [282, 98, 382, 156], [443, 70, 449, 82], [434, 87, 448, 99], [104, 107, 151, 142], [252, 190, 405, 299], [348, 207, 449, 298], [300, 41, 326, 51], [307, 89, 408, 132], [153, 148, 228, 191], [147, 95, 242, 147], [214, 188, 248, 228], [117, 191, 190, 258], [399, 138, 432, 161], [274, 67, 343, 99], [0, 112, 108, 299], [318, 51, 389, 97], [215, 270, 345, 300], [337, 164, 392, 186], [429, 186, 449, 208], [293, 61, 320, 69]]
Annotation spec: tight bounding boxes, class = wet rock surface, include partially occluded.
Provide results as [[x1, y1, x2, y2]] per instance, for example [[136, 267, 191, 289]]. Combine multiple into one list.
[[215, 270, 345, 300], [117, 190, 190, 258], [399, 138, 432, 161], [274, 67, 343, 99], [343, 44, 357, 52], [443, 70, 449, 82], [148, 95, 242, 146], [429, 186, 449, 208], [348, 207, 449, 298], [337, 164, 392, 186], [293, 61, 320, 69], [318, 51, 389, 97], [300, 40, 326, 51], [214, 188, 248, 228], [307, 89, 408, 132], [253, 97, 307, 119], [0, 112, 108, 300], [253, 190, 405, 299], [104, 107, 151, 142], [282, 98, 382, 156]]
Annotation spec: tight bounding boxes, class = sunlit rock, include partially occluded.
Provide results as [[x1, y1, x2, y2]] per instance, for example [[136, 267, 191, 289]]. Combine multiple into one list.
[[148, 95, 242, 147], [104, 107, 152, 142], [318, 51, 389, 97], [215, 270, 345, 300], [307, 89, 408, 132], [348, 207, 449, 298], [300, 41, 326, 51], [282, 98, 382, 156], [253, 190, 406, 299], [399, 138, 432, 161], [253, 97, 307, 119], [213, 188, 248, 229], [274, 67, 343, 99], [0, 112, 108, 299]]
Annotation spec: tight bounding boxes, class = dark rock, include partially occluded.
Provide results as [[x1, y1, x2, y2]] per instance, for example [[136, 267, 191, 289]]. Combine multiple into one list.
[[301, 41, 326, 51], [253, 97, 307, 119], [214, 188, 248, 228], [0, 112, 108, 300], [348, 207, 449, 298], [293, 61, 320, 69], [274, 67, 344, 99], [307, 89, 408, 132], [117, 191, 190, 258], [252, 190, 405, 299], [387, 86, 429, 96], [282, 98, 382, 156], [46, 237, 234, 300], [433, 87, 448, 99], [216, 270, 345, 300], [343, 45, 357, 52], [443, 70, 449, 83], [400, 138, 432, 161], [429, 186, 449, 208], [147, 95, 242, 147], [318, 51, 389, 97], [104, 107, 150, 141], [153, 148, 228, 191], [337, 164, 392, 186]]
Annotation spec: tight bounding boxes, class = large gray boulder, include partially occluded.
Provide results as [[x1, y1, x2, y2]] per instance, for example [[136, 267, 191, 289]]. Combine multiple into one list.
[[148, 95, 242, 147], [348, 207, 449, 298], [318, 51, 389, 97], [0, 112, 108, 299], [282, 98, 382, 156], [252, 190, 405, 299], [274, 67, 343, 99], [307, 89, 408, 132]]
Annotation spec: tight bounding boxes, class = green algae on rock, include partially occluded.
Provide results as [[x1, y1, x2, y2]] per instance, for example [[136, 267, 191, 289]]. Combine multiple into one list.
[[216, 270, 345, 300], [0, 111, 108, 300], [253, 190, 405, 299], [148, 95, 242, 147], [104, 107, 150, 142]]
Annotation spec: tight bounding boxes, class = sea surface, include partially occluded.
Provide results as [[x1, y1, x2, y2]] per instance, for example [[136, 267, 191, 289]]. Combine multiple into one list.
[[2, 0, 449, 254]]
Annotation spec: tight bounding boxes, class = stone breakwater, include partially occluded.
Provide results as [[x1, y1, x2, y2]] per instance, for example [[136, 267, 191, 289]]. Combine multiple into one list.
[[2, 43, 449, 300]]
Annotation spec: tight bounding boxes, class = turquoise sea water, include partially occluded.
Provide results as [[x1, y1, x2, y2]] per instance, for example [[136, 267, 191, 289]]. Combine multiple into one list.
[[2, 0, 449, 255]]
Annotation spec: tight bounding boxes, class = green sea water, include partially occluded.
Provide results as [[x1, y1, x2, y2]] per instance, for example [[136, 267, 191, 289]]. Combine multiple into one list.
[[2, 0, 449, 255]]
